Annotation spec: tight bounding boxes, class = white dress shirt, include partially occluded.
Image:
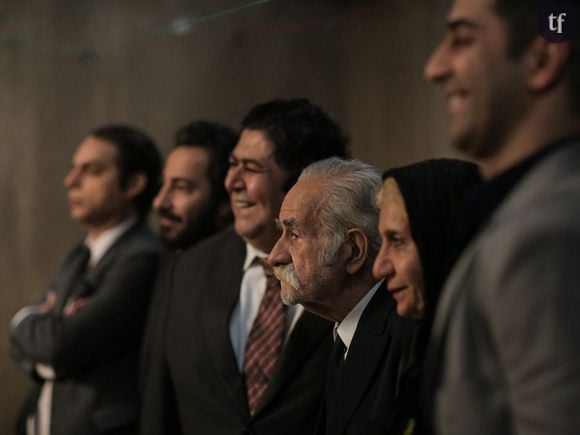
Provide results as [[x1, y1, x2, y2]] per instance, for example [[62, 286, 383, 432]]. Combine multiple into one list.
[[13, 217, 137, 435], [229, 243, 303, 371], [334, 279, 384, 359]]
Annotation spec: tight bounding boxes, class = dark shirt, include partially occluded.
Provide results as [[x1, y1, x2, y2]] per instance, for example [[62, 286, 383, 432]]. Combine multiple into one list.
[[457, 135, 580, 252]]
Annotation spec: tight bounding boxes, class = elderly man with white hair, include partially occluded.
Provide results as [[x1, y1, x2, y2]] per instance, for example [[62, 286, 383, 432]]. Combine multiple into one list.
[[268, 157, 414, 435]]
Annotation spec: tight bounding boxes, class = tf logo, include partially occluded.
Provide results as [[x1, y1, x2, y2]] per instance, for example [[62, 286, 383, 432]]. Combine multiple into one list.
[[538, 3, 577, 42]]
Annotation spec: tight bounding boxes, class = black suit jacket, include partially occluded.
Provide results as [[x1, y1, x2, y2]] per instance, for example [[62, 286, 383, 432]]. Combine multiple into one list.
[[141, 228, 333, 435], [11, 221, 161, 435], [317, 284, 416, 435]]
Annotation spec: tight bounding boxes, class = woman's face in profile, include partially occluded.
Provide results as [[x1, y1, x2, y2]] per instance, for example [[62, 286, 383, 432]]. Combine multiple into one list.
[[373, 177, 426, 319]]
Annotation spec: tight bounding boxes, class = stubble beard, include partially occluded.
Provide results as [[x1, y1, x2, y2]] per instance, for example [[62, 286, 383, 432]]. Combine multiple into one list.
[[160, 204, 218, 251]]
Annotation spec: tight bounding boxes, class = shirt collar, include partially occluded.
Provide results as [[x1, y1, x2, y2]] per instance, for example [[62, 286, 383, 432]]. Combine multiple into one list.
[[458, 136, 580, 251], [85, 217, 137, 267], [243, 242, 268, 271], [334, 278, 385, 353]]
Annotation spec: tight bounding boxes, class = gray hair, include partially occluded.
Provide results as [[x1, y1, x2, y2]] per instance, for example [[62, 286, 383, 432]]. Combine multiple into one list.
[[299, 157, 382, 264]]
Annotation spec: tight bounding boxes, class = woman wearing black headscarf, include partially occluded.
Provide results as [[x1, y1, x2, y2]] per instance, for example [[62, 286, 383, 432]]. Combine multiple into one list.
[[373, 159, 480, 434]]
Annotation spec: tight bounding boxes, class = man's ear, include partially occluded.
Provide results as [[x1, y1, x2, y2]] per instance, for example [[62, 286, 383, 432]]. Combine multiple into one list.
[[124, 172, 147, 199], [526, 37, 571, 92], [345, 228, 368, 275]]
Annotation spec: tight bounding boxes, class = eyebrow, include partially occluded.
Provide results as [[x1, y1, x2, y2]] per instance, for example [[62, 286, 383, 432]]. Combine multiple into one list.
[[74, 159, 108, 168], [229, 154, 266, 167], [446, 18, 480, 31], [281, 218, 298, 229], [169, 177, 195, 185]]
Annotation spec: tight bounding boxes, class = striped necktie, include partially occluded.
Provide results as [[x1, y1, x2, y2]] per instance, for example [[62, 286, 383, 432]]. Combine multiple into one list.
[[243, 258, 285, 415]]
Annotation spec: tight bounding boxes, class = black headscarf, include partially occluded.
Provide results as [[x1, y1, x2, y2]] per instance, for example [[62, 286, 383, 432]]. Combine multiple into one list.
[[381, 158, 480, 322], [381, 159, 480, 435]]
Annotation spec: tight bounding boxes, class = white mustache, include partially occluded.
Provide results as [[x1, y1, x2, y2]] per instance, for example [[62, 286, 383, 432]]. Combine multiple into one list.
[[273, 264, 301, 290]]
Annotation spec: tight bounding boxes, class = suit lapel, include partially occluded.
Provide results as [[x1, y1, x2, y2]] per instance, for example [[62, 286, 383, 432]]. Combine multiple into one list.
[[61, 221, 147, 303], [84, 222, 143, 292], [203, 232, 249, 419], [55, 244, 91, 312], [431, 241, 475, 345], [433, 144, 580, 346], [329, 284, 396, 434], [254, 310, 332, 416], [431, 144, 580, 376]]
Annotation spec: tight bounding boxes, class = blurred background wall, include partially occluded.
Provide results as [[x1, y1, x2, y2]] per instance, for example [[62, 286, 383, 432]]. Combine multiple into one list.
[[0, 0, 452, 429]]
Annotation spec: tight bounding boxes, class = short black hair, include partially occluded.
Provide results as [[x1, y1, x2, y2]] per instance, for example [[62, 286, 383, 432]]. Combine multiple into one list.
[[90, 124, 162, 218], [241, 98, 350, 191], [493, 0, 580, 110], [174, 120, 238, 208]]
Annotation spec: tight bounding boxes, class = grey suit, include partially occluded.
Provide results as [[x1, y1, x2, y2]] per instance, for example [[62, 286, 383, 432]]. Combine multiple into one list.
[[431, 143, 580, 435], [141, 228, 332, 435], [11, 221, 160, 435]]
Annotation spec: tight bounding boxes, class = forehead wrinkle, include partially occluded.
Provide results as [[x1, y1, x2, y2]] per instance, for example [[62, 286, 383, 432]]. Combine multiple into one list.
[[282, 201, 319, 236], [304, 181, 328, 232], [282, 178, 327, 235]]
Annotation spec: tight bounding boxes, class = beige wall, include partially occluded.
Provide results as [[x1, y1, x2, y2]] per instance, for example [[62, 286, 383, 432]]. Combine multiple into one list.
[[342, 0, 452, 168], [0, 0, 452, 429]]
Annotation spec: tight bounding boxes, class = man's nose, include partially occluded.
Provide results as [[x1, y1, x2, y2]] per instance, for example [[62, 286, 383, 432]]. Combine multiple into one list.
[[153, 184, 171, 211], [424, 40, 451, 84], [225, 164, 245, 192], [64, 168, 81, 189], [267, 236, 290, 267]]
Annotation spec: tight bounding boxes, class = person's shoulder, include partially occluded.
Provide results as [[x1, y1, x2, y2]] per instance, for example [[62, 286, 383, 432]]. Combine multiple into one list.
[[390, 311, 420, 341], [121, 221, 161, 254], [177, 226, 244, 263], [528, 143, 580, 195], [481, 145, 580, 240]]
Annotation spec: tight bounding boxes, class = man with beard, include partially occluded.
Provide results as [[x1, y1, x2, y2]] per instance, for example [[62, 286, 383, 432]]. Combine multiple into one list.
[[141, 98, 349, 435], [153, 120, 237, 250], [141, 120, 237, 383], [268, 158, 414, 435]]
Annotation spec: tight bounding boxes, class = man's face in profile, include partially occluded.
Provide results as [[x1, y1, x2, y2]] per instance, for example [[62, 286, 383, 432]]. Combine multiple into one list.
[[154, 146, 215, 249], [424, 0, 529, 161], [64, 136, 134, 229], [270, 178, 348, 311], [224, 129, 288, 252]]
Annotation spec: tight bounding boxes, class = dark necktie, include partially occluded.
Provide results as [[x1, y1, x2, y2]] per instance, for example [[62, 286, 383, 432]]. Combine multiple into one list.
[[66, 244, 91, 303], [326, 334, 346, 424], [243, 258, 285, 415]]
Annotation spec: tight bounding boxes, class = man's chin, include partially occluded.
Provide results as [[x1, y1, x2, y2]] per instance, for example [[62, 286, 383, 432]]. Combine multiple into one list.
[[68, 209, 86, 222], [159, 232, 185, 250], [450, 127, 489, 159], [280, 286, 299, 306]]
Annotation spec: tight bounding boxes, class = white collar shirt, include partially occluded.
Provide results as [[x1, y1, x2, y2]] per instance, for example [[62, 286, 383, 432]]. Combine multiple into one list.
[[334, 279, 384, 360], [229, 243, 302, 371]]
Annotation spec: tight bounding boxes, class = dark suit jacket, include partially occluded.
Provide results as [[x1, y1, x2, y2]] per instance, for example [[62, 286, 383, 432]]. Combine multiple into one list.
[[11, 221, 161, 435], [140, 247, 173, 390], [141, 228, 333, 435], [317, 284, 416, 435]]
